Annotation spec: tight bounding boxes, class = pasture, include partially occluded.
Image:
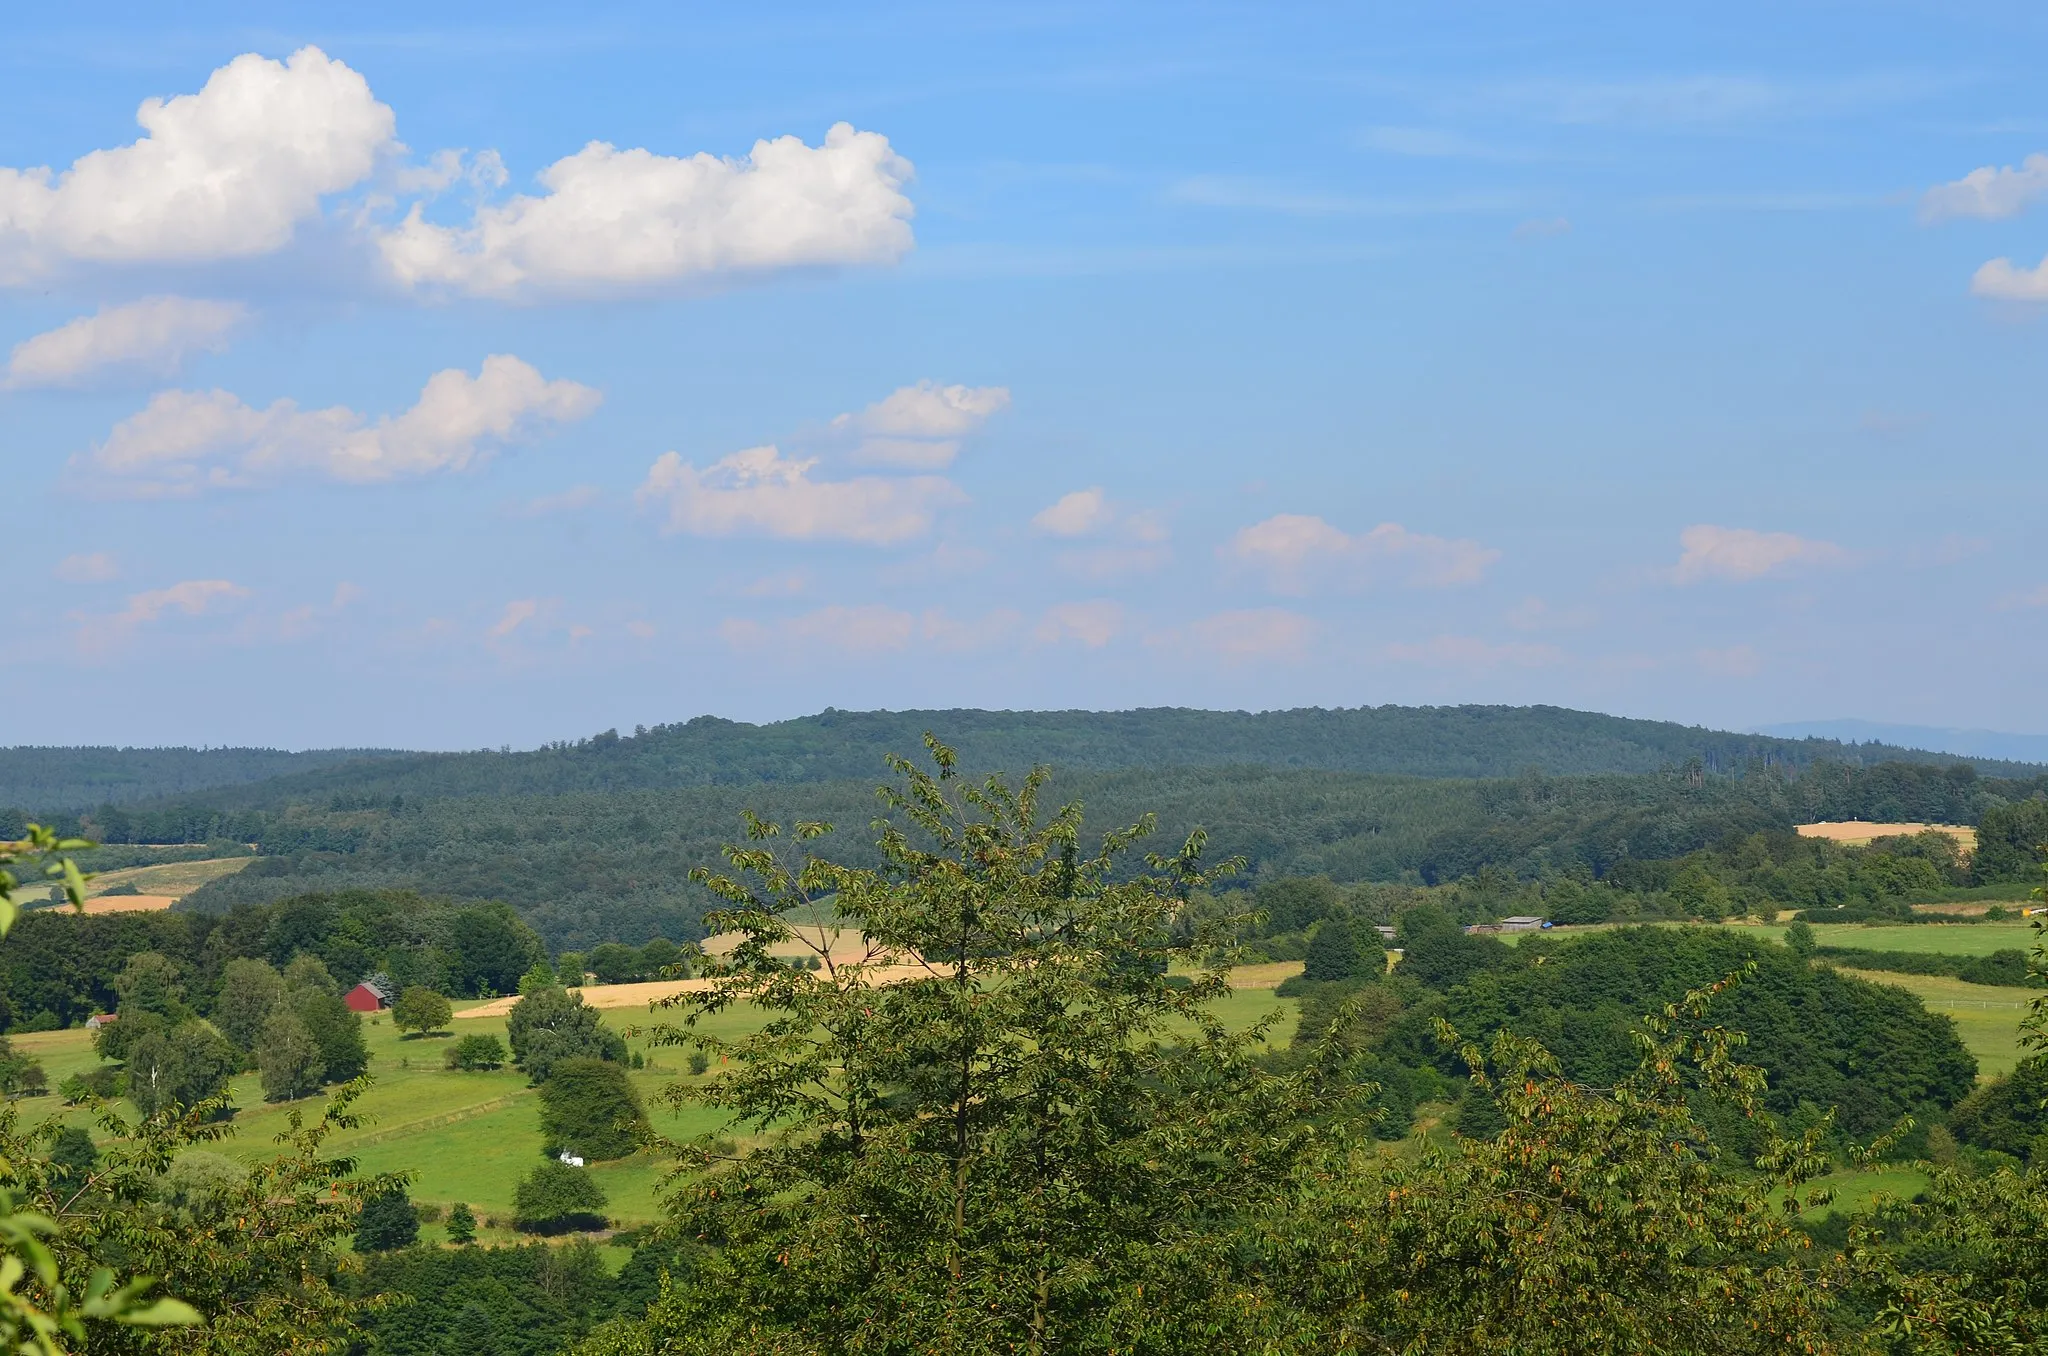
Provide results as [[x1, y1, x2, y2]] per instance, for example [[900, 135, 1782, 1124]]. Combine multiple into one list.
[[1833, 969, 2037, 1078], [9, 971, 1303, 1231], [1767, 920, 2039, 957]]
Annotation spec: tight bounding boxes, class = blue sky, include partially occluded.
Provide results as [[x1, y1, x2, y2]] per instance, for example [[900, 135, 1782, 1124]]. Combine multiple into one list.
[[3, 2, 2045, 749]]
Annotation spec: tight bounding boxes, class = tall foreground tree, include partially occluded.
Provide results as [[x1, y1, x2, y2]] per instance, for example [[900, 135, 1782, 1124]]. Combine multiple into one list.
[[4, 823, 399, 1353], [585, 738, 1335, 1354], [0, 824, 197, 1350]]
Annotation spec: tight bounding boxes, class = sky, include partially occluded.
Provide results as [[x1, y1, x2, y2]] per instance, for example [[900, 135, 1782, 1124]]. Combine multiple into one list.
[[3, 1, 2046, 750]]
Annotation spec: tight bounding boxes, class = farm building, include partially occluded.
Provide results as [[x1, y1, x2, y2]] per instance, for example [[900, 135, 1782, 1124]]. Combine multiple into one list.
[[85, 1013, 117, 1031], [344, 975, 395, 1013], [1465, 916, 1550, 934]]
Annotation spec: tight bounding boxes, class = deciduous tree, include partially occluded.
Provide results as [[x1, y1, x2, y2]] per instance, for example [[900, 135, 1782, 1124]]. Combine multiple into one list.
[[390, 986, 453, 1038]]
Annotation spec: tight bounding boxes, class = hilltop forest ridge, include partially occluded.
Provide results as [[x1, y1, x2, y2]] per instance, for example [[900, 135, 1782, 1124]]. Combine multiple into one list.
[[3, 705, 2041, 813]]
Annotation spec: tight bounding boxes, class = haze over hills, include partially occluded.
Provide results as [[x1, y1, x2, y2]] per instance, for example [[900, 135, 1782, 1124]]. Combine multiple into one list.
[[1756, 720, 2048, 768], [3, 706, 2042, 814], [0, 745, 407, 812]]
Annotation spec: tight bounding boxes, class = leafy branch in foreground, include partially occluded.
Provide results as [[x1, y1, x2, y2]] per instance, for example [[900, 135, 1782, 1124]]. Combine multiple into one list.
[[0, 825, 198, 1352], [1254, 970, 1850, 1354], [589, 736, 1352, 1354]]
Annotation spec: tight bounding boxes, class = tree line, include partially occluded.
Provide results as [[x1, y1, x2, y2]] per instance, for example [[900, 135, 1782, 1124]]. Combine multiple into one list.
[[4, 756, 2032, 953]]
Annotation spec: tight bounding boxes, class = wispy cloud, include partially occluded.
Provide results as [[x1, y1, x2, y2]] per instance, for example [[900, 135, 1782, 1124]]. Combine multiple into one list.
[[53, 552, 118, 583], [1673, 524, 1847, 583], [1226, 514, 1499, 593], [71, 578, 249, 656]]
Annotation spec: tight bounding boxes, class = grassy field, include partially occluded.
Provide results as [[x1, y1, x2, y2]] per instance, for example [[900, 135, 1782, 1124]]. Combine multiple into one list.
[[1742, 921, 2040, 956], [1832, 969, 2037, 1078], [84, 856, 253, 900], [9, 973, 1303, 1230], [1781, 1166, 1929, 1220], [12, 1000, 769, 1227]]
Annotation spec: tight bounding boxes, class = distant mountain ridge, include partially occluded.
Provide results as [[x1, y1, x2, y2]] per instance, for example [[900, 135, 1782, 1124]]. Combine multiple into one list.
[[1756, 720, 2048, 768], [5, 705, 2038, 815]]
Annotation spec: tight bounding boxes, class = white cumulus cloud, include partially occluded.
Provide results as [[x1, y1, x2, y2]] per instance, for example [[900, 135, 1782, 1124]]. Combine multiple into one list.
[[377, 122, 915, 299], [637, 444, 961, 545], [0, 48, 393, 283], [1970, 254, 2048, 301], [79, 354, 599, 494], [834, 381, 1010, 468], [1673, 524, 1846, 583], [1032, 487, 1114, 536], [6, 297, 248, 388], [1921, 153, 2048, 222], [1225, 514, 1499, 592]]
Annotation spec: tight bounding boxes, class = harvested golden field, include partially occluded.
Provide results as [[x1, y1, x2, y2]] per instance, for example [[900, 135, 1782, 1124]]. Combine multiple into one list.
[[85, 856, 254, 901], [76, 894, 177, 915], [1796, 821, 1977, 850], [456, 962, 939, 1019]]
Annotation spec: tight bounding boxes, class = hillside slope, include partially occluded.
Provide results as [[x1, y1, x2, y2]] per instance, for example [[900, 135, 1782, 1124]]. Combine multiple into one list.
[[0, 745, 407, 811], [30, 705, 2032, 817]]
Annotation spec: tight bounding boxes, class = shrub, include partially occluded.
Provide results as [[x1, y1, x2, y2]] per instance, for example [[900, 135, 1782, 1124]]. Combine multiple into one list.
[[50, 1125, 98, 1177], [60, 1065, 123, 1103], [0, 1036, 47, 1097], [1303, 916, 1381, 983], [355, 1187, 420, 1253], [512, 1160, 608, 1234], [446, 1033, 506, 1071], [539, 1057, 649, 1161], [687, 1050, 710, 1076]]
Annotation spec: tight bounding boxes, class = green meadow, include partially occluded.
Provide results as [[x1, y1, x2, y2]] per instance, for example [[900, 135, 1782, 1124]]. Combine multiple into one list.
[[10, 977, 1304, 1231], [15, 999, 774, 1227], [7, 935, 2029, 1240]]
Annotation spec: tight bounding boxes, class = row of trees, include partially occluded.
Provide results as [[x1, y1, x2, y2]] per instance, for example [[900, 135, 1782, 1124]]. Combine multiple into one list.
[[89, 949, 372, 1105], [0, 889, 546, 1031]]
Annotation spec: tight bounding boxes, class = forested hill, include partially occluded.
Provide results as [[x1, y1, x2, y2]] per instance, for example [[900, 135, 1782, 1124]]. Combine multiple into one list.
[[16, 704, 2036, 815], [0, 745, 406, 811]]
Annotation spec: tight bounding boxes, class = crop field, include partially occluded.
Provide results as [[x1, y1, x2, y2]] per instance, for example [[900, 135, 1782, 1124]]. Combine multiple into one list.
[[1796, 822, 1977, 850], [84, 856, 254, 900]]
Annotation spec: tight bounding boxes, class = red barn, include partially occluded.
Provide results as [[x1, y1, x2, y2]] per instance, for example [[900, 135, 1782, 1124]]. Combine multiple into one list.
[[344, 975, 394, 1013]]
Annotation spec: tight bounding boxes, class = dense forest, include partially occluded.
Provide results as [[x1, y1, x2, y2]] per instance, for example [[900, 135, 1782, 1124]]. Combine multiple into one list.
[[4, 704, 2042, 815], [46, 758, 2037, 951], [0, 745, 401, 810]]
